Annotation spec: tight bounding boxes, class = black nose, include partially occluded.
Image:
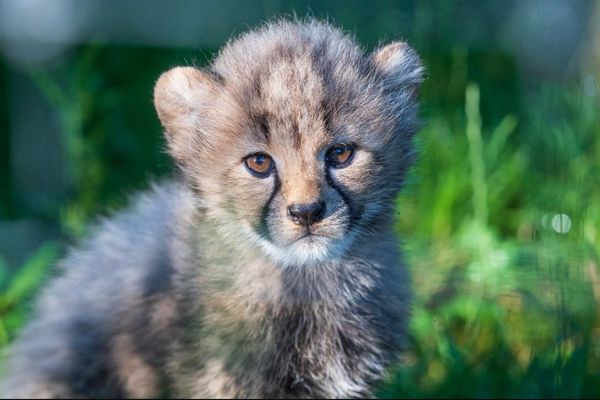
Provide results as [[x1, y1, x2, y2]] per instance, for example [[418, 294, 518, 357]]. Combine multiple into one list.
[[287, 202, 325, 226]]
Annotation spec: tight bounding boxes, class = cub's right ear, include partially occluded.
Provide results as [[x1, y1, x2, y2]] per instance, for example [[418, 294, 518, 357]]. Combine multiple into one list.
[[153, 66, 219, 163]]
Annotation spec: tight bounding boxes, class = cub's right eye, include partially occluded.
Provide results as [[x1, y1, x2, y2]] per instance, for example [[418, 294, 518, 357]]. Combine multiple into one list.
[[244, 153, 275, 178]]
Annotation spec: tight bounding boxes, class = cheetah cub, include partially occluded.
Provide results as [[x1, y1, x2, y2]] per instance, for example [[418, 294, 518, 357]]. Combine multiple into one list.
[[2, 19, 423, 398]]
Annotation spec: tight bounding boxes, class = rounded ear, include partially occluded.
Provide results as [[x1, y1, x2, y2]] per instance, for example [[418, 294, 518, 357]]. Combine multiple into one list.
[[153, 66, 219, 162], [371, 42, 424, 95]]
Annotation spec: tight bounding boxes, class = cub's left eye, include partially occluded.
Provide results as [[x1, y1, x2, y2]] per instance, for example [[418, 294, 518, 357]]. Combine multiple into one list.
[[244, 153, 275, 178], [326, 144, 355, 168]]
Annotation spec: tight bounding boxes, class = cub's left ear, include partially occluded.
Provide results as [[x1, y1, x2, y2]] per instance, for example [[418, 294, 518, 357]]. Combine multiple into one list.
[[371, 42, 424, 95]]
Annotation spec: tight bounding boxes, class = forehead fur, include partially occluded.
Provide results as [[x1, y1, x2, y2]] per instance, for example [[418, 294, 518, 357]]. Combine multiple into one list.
[[213, 20, 367, 98], [210, 20, 396, 148]]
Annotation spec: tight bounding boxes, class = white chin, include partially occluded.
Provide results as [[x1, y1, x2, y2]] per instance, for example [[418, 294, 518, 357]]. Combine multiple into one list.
[[261, 235, 346, 267]]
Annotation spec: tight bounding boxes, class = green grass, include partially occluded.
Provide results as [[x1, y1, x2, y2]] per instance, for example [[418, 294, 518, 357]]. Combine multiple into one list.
[[0, 39, 599, 398], [0, 244, 59, 347], [380, 73, 600, 397]]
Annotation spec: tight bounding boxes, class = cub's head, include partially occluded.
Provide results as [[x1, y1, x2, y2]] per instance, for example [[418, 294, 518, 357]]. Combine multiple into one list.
[[154, 20, 423, 266]]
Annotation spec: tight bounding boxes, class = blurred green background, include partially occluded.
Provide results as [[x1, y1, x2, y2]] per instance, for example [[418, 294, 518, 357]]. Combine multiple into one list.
[[1, 0, 599, 397]]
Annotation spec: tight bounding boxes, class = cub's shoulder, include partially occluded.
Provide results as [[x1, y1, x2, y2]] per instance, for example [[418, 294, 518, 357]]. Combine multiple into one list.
[[36, 179, 194, 316]]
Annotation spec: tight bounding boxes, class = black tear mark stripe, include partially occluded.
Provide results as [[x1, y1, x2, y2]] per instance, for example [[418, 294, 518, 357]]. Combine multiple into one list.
[[258, 173, 281, 242], [324, 169, 362, 234]]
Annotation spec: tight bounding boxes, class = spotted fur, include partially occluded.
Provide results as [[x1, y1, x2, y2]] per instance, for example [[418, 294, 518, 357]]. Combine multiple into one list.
[[1, 19, 423, 398]]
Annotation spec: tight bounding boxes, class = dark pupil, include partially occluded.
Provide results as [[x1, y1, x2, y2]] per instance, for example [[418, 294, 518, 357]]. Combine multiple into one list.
[[255, 155, 265, 164], [334, 147, 346, 156]]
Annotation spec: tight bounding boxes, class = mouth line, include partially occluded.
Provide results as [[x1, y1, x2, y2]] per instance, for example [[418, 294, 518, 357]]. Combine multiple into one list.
[[288, 232, 329, 245]]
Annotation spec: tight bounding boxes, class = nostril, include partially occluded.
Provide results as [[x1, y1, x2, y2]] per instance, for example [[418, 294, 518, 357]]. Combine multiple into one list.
[[287, 202, 326, 226]]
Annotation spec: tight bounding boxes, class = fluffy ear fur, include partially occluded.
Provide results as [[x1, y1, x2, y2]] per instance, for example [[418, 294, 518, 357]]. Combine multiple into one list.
[[153, 66, 219, 163], [371, 42, 424, 95]]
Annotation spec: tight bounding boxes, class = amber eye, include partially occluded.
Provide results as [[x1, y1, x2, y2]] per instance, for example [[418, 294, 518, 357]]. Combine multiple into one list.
[[326, 144, 355, 168], [244, 153, 275, 177]]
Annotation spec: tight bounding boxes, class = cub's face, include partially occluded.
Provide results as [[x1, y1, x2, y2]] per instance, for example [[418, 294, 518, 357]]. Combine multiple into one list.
[[154, 22, 422, 266]]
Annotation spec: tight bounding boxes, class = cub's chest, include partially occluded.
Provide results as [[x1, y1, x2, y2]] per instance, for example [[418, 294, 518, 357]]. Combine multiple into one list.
[[263, 308, 385, 398]]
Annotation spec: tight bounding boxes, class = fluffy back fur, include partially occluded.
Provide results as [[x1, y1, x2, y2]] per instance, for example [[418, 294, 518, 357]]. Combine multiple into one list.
[[1, 19, 423, 398]]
